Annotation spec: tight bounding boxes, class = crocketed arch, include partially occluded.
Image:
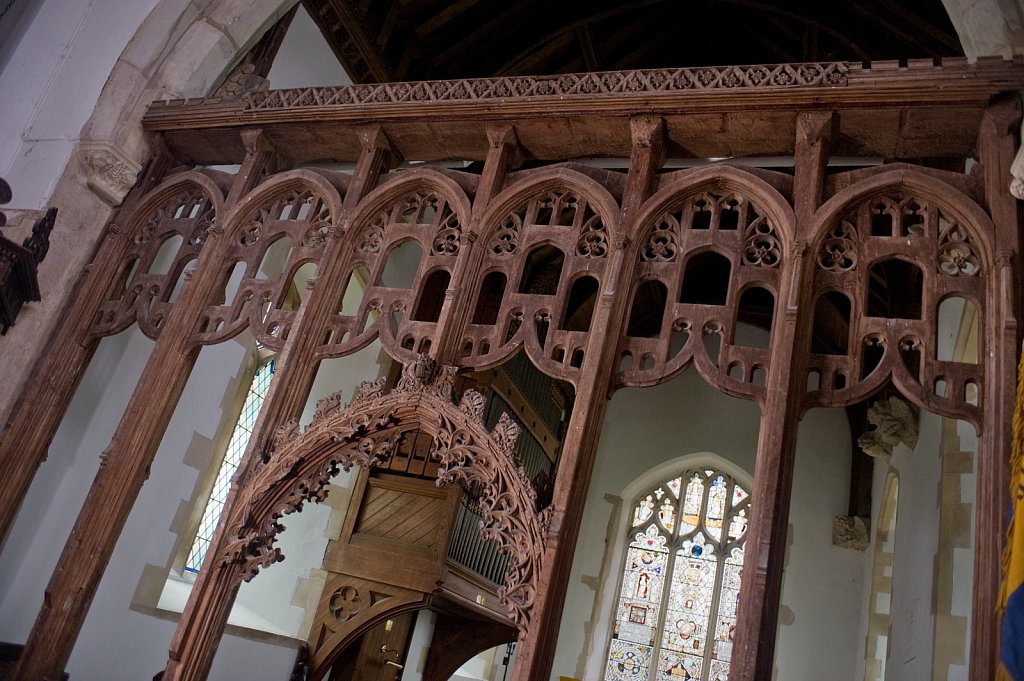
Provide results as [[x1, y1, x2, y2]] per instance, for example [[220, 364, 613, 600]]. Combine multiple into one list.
[[193, 358, 548, 681], [460, 167, 619, 381], [807, 169, 995, 424], [89, 171, 225, 338]]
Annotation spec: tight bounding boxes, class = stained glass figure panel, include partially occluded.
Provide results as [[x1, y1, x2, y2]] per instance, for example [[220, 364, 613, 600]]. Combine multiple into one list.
[[607, 640, 654, 681], [613, 525, 669, 647], [704, 476, 727, 541], [605, 468, 750, 681], [680, 474, 703, 534]]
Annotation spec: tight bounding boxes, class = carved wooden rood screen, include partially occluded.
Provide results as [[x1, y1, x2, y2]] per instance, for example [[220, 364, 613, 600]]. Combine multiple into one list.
[[0, 59, 1021, 681]]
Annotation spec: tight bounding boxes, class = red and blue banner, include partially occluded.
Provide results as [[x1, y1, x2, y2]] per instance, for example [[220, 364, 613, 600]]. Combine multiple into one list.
[[999, 343, 1024, 681]]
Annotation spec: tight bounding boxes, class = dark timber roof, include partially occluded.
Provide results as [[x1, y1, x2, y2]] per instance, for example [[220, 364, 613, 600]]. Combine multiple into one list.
[[301, 0, 965, 84]]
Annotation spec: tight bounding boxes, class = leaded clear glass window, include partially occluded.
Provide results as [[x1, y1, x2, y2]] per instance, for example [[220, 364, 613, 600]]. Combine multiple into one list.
[[605, 468, 750, 681], [184, 357, 275, 572]]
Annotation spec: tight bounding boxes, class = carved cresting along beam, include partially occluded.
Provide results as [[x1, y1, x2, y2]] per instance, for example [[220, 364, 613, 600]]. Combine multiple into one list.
[[213, 355, 548, 630]]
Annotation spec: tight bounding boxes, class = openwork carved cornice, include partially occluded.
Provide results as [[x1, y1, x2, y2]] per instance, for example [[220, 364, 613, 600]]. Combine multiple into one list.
[[215, 355, 549, 630], [243, 63, 847, 110]]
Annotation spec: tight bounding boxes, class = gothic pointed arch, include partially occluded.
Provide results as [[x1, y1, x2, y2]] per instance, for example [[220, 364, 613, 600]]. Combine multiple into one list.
[[616, 165, 794, 401], [459, 167, 620, 383], [164, 356, 550, 675], [190, 168, 345, 348], [90, 171, 225, 339], [806, 169, 996, 425], [316, 168, 472, 361]]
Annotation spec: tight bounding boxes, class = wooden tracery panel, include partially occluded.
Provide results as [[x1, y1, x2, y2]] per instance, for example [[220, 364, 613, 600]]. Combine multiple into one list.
[[191, 172, 343, 349], [90, 173, 223, 339], [615, 171, 792, 401], [805, 175, 993, 425], [315, 172, 471, 361], [459, 170, 620, 383]]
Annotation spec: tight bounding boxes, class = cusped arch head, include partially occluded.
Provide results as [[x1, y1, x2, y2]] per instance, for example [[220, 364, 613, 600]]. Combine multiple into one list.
[[220, 168, 345, 244], [811, 169, 996, 271], [118, 170, 225, 245], [630, 164, 796, 263], [476, 166, 621, 249], [342, 167, 473, 240]]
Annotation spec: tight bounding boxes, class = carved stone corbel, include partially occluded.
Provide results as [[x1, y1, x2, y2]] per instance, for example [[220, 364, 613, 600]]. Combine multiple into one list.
[[832, 514, 869, 550], [77, 141, 143, 206], [857, 395, 919, 460]]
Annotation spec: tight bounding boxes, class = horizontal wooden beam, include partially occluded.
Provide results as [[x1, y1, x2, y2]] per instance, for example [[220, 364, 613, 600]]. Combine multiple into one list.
[[145, 58, 1024, 165]]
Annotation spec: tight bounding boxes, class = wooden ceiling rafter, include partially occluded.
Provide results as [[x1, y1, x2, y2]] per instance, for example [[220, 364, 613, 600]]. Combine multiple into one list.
[[845, 0, 947, 57], [299, 0, 962, 83], [575, 25, 601, 73]]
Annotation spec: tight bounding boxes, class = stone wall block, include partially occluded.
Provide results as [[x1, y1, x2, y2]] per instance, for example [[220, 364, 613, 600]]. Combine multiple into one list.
[[154, 19, 238, 98], [205, 0, 294, 54]]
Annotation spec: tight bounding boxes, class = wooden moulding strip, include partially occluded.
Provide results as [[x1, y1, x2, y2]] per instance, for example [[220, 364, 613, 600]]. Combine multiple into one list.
[[142, 58, 1024, 134]]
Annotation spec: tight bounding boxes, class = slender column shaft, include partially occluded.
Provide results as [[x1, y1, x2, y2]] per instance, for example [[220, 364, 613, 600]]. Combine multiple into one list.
[[163, 128, 393, 681], [730, 111, 830, 681], [973, 96, 1021, 681], [511, 116, 664, 681], [0, 148, 174, 548], [12, 141, 271, 681]]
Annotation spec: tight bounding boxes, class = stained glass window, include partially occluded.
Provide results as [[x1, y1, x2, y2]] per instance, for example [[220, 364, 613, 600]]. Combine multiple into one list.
[[605, 467, 750, 681], [184, 357, 275, 572]]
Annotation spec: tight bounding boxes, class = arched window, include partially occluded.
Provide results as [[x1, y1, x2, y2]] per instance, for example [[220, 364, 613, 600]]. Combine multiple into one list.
[[604, 468, 750, 681], [184, 355, 276, 572]]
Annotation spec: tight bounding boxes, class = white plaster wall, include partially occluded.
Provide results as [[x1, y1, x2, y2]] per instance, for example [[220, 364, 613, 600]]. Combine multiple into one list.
[[402, 609, 436, 681], [556, 366, 865, 681], [67, 338, 305, 679], [552, 366, 872, 679], [774, 407, 864, 680], [0, 326, 154, 641], [0, 0, 160, 209], [885, 410, 943, 680], [265, 4, 352, 89]]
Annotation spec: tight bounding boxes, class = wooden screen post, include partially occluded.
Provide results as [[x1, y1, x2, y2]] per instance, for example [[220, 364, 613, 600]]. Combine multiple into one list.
[[729, 111, 831, 681], [433, 124, 521, 364], [510, 116, 664, 681], [973, 96, 1021, 681], [12, 139, 274, 681], [162, 128, 393, 681], [0, 147, 174, 549]]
